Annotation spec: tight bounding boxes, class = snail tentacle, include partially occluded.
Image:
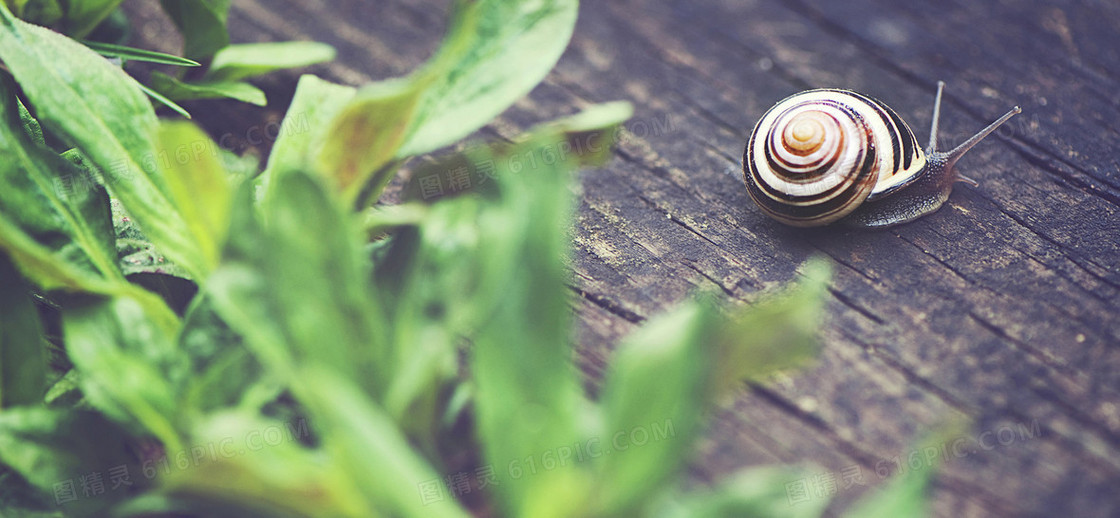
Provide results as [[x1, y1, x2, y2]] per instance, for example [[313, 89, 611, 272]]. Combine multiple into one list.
[[936, 104, 1023, 172], [928, 80, 945, 154]]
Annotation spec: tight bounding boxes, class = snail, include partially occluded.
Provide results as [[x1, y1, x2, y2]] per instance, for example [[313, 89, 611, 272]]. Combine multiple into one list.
[[743, 82, 1020, 228]]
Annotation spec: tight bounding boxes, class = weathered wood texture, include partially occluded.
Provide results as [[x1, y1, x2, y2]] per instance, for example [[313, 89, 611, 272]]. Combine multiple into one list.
[[124, 0, 1120, 516]]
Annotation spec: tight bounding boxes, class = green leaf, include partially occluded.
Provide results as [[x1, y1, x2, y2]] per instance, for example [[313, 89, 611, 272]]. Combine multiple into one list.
[[62, 295, 185, 453], [297, 368, 472, 518], [178, 295, 268, 413], [292, 0, 581, 207], [258, 74, 356, 202], [1, 0, 30, 17], [136, 410, 357, 518], [155, 121, 236, 270], [80, 40, 200, 67], [361, 202, 428, 238], [0, 407, 143, 517], [525, 100, 635, 167], [396, 0, 580, 157], [207, 41, 336, 82], [159, 0, 230, 61], [9, 0, 62, 27], [708, 258, 831, 400], [361, 104, 628, 451], [60, 0, 123, 38], [16, 97, 43, 146], [0, 255, 47, 409], [0, 77, 122, 293], [593, 259, 830, 516], [466, 134, 592, 517], [0, 4, 211, 279], [205, 174, 388, 399], [400, 102, 633, 203], [370, 196, 484, 446], [111, 199, 191, 280], [148, 71, 266, 106], [314, 76, 427, 206], [593, 301, 717, 516], [0, 464, 61, 517], [842, 423, 962, 518], [661, 465, 828, 518], [843, 469, 931, 518]]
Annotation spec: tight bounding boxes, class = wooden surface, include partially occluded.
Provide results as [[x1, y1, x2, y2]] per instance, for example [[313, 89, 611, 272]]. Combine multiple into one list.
[[124, 1, 1120, 516]]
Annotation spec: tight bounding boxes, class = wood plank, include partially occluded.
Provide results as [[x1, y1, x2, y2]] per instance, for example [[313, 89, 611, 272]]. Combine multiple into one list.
[[122, 0, 1120, 516]]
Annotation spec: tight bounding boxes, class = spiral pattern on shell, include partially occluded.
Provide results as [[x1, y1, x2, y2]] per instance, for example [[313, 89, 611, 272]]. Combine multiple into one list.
[[743, 89, 925, 227]]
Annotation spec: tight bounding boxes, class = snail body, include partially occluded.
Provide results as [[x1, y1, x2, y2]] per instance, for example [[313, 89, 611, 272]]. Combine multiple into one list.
[[743, 82, 1020, 228]]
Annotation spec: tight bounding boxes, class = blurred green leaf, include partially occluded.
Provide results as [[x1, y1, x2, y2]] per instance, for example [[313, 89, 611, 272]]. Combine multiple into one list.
[[593, 301, 717, 516], [298, 368, 472, 518], [0, 255, 47, 409], [401, 102, 633, 203], [207, 42, 336, 82], [843, 469, 930, 518], [396, 0, 580, 157], [205, 173, 389, 399], [593, 259, 830, 516], [136, 410, 358, 518], [60, 0, 122, 38], [842, 422, 963, 518], [315, 76, 427, 206], [361, 202, 428, 238], [467, 135, 593, 517], [370, 195, 486, 448], [0, 464, 61, 517], [0, 77, 121, 293], [294, 0, 580, 208], [80, 40, 200, 67], [62, 295, 185, 452], [148, 72, 266, 107], [525, 101, 635, 167], [258, 74, 356, 202], [370, 102, 630, 465], [159, 0, 230, 61], [44, 370, 82, 409], [155, 121, 236, 271], [178, 295, 268, 414], [709, 258, 831, 400], [7, 0, 62, 27], [0, 4, 211, 279], [0, 407, 143, 517], [1, 0, 29, 18], [660, 465, 828, 518]]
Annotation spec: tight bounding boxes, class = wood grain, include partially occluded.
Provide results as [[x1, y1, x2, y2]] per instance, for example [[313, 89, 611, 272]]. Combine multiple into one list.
[[123, 0, 1120, 516]]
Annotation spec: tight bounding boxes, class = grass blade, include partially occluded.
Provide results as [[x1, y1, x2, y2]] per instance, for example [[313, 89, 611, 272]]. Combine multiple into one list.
[[80, 40, 201, 67], [134, 80, 193, 119]]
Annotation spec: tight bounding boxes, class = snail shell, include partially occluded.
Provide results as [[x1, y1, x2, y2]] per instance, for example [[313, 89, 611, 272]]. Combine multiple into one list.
[[743, 82, 1020, 228]]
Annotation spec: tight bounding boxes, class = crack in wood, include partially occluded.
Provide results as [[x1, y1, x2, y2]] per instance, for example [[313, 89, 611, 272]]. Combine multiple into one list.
[[827, 287, 887, 326], [570, 286, 646, 324]]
